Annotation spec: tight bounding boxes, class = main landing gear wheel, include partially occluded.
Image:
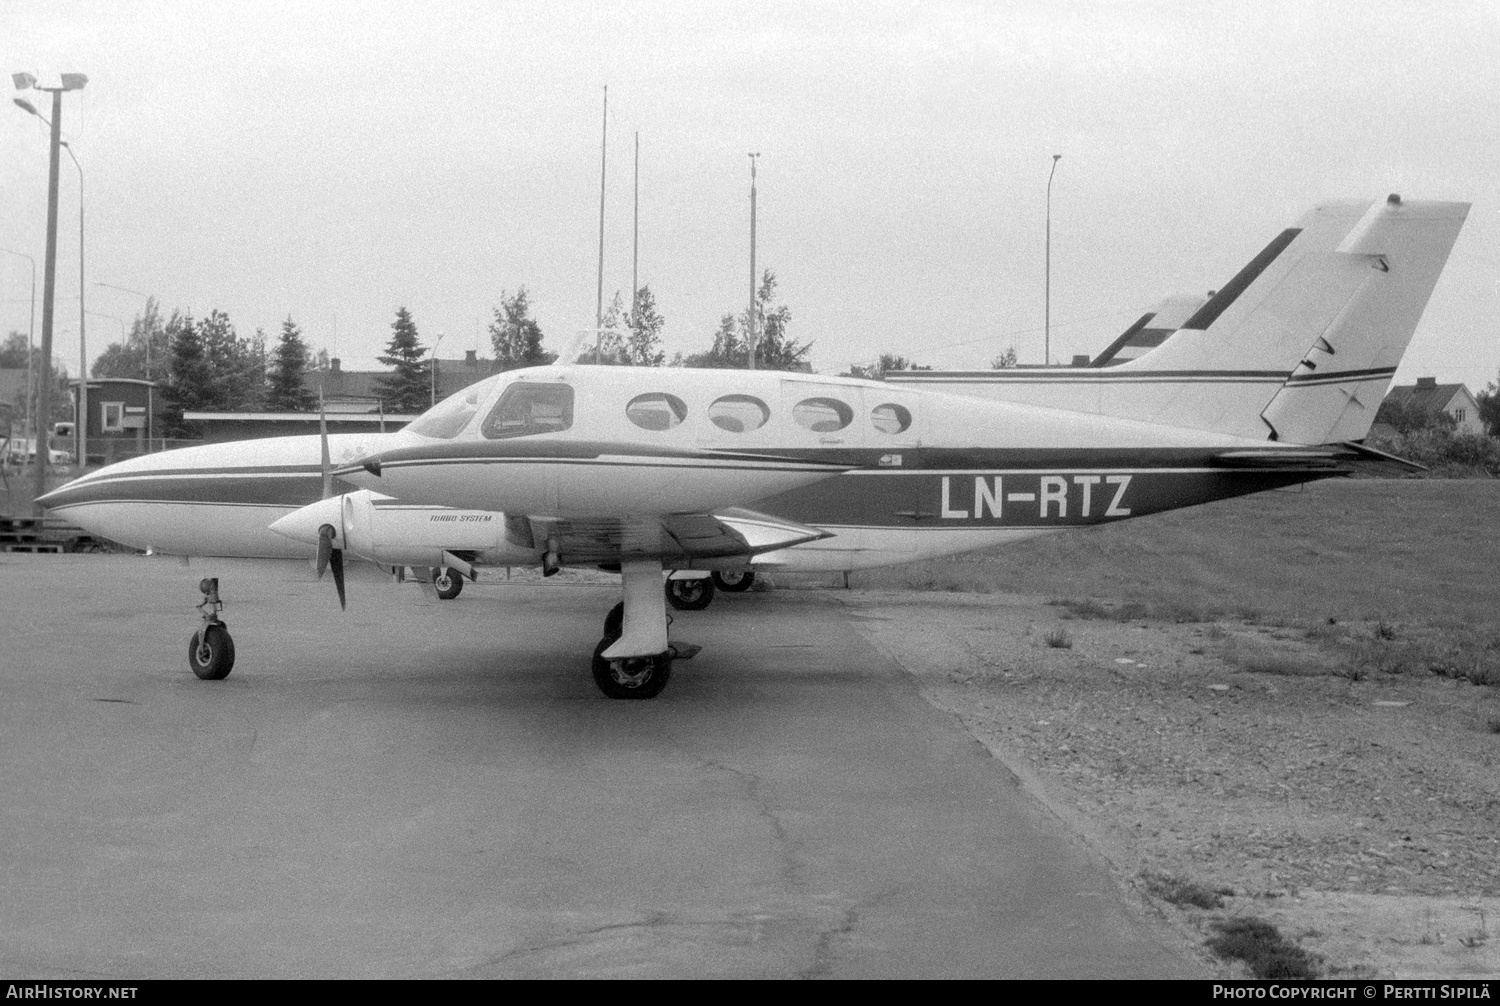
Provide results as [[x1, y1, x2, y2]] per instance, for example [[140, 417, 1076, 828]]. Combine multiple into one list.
[[665, 576, 715, 610], [189, 622, 235, 680], [591, 639, 672, 700], [432, 566, 463, 600], [711, 570, 755, 593]]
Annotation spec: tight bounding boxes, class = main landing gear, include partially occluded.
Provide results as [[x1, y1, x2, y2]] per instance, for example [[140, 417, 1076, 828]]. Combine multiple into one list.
[[592, 560, 698, 700], [431, 566, 463, 600], [663, 570, 756, 611], [188, 577, 235, 680]]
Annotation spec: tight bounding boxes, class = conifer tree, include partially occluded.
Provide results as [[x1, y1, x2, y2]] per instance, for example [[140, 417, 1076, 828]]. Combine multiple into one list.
[[266, 316, 315, 411], [376, 307, 429, 412]]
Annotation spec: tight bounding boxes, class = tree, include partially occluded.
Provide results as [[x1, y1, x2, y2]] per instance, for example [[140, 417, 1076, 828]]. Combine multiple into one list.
[[748, 270, 810, 371], [1478, 377, 1500, 437], [91, 298, 170, 383], [1, 331, 31, 368], [266, 316, 316, 412], [625, 286, 667, 366], [197, 310, 265, 412], [679, 270, 809, 371], [377, 307, 429, 412], [162, 313, 209, 435], [0, 332, 71, 427], [576, 291, 628, 365], [847, 354, 930, 379], [489, 288, 556, 371], [679, 314, 745, 369], [990, 346, 1019, 369]]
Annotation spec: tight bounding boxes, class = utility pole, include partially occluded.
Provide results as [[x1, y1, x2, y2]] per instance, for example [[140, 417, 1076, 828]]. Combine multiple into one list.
[[62, 141, 85, 469], [632, 131, 639, 328], [595, 85, 607, 361], [1045, 153, 1061, 367], [13, 71, 86, 509], [748, 152, 759, 370]]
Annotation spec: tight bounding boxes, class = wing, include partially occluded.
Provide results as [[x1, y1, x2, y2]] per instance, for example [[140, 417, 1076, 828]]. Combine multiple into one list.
[[532, 507, 832, 567]]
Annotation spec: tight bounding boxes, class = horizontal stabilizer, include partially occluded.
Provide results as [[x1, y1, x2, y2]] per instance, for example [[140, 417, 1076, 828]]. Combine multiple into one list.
[[1212, 441, 1425, 476], [1212, 448, 1342, 469]]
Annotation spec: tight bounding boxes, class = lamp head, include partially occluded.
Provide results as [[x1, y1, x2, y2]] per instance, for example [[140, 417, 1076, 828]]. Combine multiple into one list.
[[13, 97, 38, 116], [59, 73, 87, 91], [12, 72, 37, 90]]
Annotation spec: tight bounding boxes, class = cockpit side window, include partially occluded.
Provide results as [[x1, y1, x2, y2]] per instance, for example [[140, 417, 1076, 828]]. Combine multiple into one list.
[[404, 377, 498, 439], [480, 383, 575, 439]]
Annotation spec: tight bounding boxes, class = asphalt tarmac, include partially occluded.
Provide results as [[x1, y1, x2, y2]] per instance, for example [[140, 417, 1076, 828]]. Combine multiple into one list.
[[0, 554, 1198, 978]]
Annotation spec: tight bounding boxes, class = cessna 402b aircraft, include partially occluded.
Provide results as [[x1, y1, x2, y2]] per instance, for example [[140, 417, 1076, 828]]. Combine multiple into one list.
[[41, 196, 1468, 699]]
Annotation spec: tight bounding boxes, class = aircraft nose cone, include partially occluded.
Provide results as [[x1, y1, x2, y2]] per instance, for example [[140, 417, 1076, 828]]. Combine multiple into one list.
[[269, 495, 343, 545]]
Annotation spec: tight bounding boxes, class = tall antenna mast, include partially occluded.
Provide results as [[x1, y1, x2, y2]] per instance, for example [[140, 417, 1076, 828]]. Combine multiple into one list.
[[748, 152, 759, 370], [632, 131, 639, 324], [595, 85, 608, 361]]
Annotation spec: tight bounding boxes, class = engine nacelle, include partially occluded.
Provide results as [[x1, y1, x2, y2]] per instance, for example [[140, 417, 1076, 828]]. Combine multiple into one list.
[[270, 490, 540, 570]]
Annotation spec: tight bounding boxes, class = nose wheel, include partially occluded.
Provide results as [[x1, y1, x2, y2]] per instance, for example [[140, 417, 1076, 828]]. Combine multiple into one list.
[[189, 577, 235, 680]]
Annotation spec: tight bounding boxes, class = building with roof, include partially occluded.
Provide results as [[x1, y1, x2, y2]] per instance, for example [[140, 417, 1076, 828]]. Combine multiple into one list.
[[1382, 377, 1484, 434]]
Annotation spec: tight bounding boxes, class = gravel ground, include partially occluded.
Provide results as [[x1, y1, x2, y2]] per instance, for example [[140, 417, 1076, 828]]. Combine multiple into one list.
[[844, 589, 1500, 979]]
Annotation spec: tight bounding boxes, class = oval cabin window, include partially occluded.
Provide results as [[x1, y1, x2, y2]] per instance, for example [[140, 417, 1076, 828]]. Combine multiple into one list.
[[707, 395, 770, 433], [626, 393, 687, 431], [792, 397, 853, 433], [870, 403, 912, 435]]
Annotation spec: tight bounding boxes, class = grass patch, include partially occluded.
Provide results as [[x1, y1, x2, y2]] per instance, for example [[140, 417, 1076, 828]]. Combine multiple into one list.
[[1206, 917, 1318, 979], [1219, 637, 1322, 677], [1050, 596, 1214, 624], [1141, 871, 1231, 909], [1044, 626, 1073, 649]]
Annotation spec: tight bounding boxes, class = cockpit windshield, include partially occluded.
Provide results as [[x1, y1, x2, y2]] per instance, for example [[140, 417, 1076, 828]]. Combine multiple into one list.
[[404, 376, 501, 439]]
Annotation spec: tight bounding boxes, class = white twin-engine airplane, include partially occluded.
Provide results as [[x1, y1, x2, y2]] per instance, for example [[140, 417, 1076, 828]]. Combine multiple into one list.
[[41, 196, 1469, 699]]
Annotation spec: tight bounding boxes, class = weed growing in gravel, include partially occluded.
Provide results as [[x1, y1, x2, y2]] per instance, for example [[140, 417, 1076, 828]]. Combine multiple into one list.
[[1206, 917, 1318, 979], [1141, 871, 1232, 909], [1044, 627, 1073, 649]]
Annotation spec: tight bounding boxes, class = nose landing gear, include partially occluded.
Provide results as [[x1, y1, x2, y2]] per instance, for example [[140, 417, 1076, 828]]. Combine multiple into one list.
[[189, 577, 235, 680]]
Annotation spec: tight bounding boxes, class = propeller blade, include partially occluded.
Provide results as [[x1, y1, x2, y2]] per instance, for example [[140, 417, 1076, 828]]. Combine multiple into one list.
[[316, 523, 335, 579], [319, 390, 333, 500], [330, 546, 347, 610]]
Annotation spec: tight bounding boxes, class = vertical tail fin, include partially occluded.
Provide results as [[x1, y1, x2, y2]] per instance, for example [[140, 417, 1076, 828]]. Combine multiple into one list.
[[1121, 197, 1468, 440], [1257, 196, 1470, 443]]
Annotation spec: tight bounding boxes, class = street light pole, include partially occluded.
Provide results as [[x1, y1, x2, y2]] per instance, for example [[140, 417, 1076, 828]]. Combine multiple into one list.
[[1045, 154, 1061, 367], [13, 71, 87, 511], [0, 248, 35, 450], [430, 333, 445, 407], [61, 140, 85, 469]]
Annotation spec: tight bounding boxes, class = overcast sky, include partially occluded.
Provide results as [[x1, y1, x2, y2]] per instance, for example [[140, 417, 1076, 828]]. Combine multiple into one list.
[[3, 1, 1497, 392]]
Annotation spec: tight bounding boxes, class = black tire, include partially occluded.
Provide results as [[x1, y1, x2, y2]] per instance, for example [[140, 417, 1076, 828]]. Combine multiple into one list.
[[188, 623, 235, 680], [665, 576, 715, 610], [591, 637, 672, 699], [433, 566, 463, 600], [603, 601, 625, 641], [712, 570, 755, 593]]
